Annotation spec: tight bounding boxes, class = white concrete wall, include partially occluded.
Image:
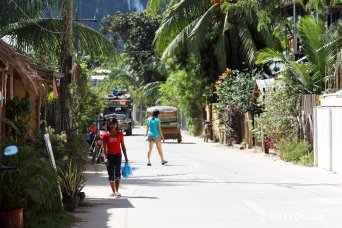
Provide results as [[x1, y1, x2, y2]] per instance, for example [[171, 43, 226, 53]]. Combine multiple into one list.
[[332, 109, 342, 173], [315, 107, 342, 173]]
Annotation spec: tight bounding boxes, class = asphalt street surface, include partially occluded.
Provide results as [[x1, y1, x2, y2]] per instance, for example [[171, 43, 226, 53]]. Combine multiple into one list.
[[73, 127, 342, 228]]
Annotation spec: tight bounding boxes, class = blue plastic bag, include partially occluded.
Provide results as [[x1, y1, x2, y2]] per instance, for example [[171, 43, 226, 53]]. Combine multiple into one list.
[[121, 162, 132, 179]]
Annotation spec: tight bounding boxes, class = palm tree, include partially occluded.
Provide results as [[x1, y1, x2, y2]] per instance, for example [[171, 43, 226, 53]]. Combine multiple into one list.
[[1, 1, 116, 57], [152, 0, 276, 73], [256, 16, 341, 94], [1, 0, 118, 133]]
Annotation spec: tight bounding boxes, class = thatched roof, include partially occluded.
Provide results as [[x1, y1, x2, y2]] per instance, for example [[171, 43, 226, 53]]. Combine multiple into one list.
[[0, 39, 47, 96]]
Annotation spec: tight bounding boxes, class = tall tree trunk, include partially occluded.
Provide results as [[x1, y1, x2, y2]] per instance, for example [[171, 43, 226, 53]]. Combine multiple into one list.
[[59, 0, 73, 135]]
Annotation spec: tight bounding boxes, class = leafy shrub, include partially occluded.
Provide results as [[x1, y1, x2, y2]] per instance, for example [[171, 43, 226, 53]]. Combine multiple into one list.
[[64, 133, 88, 169], [277, 137, 311, 163], [216, 68, 263, 143], [5, 93, 32, 138], [256, 85, 299, 144], [160, 57, 206, 135], [299, 153, 314, 166], [45, 126, 68, 159], [0, 146, 62, 215], [216, 68, 263, 114]]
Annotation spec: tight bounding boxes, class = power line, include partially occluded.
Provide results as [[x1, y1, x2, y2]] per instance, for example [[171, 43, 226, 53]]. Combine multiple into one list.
[[9, 0, 64, 34]]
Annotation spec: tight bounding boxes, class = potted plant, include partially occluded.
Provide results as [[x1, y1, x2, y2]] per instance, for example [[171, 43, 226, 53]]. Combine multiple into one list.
[[0, 148, 23, 228], [58, 160, 87, 212], [1, 145, 63, 227]]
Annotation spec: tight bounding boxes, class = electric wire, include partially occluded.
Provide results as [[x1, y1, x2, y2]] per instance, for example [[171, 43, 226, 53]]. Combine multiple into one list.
[[9, 0, 64, 34]]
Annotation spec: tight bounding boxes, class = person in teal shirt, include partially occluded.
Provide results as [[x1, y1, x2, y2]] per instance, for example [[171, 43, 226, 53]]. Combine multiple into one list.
[[146, 109, 168, 166]]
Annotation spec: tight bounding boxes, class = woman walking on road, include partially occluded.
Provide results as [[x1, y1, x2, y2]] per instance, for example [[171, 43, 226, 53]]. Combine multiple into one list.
[[102, 119, 129, 197], [146, 109, 168, 166]]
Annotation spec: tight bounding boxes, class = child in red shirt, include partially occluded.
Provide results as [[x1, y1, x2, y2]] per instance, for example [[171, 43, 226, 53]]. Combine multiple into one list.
[[102, 119, 129, 197]]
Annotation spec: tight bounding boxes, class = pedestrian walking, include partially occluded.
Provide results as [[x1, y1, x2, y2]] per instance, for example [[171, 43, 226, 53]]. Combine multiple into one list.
[[102, 118, 129, 197], [146, 109, 168, 166]]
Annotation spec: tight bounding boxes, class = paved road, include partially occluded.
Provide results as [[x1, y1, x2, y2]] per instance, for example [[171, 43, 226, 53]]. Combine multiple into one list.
[[73, 127, 342, 228]]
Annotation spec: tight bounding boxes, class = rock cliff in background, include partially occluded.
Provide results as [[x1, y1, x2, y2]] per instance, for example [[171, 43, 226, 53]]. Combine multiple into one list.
[[77, 0, 147, 30]]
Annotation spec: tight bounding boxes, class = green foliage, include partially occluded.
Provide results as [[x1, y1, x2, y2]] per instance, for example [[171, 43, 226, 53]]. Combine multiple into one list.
[[94, 60, 142, 103], [256, 16, 341, 94], [146, 0, 171, 14], [2, 18, 117, 62], [159, 57, 206, 134], [26, 211, 75, 228], [155, 0, 276, 73], [277, 137, 312, 164], [0, 118, 20, 137], [216, 68, 263, 114], [5, 93, 32, 138], [68, 61, 104, 132], [101, 12, 162, 84], [36, 127, 87, 168], [58, 159, 86, 199], [299, 152, 314, 166], [256, 86, 299, 144], [0, 0, 60, 29], [216, 68, 264, 143], [64, 133, 88, 169], [0, 146, 62, 214], [43, 126, 68, 160]]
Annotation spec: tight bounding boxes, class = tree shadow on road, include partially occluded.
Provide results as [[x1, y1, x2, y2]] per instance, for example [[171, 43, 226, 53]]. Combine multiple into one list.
[[72, 197, 134, 227]]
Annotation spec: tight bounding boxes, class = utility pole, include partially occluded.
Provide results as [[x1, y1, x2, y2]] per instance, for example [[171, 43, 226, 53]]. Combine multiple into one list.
[[58, 0, 97, 135], [59, 0, 73, 135]]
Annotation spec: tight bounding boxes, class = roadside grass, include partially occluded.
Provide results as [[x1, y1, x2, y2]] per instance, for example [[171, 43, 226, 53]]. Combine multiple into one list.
[[276, 138, 313, 167]]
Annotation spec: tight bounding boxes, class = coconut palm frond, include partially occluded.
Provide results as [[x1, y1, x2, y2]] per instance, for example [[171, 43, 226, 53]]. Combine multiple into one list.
[[1, 0, 61, 29], [108, 68, 128, 79], [237, 21, 257, 67], [142, 81, 163, 102], [297, 17, 326, 76], [153, 0, 211, 55], [188, 4, 222, 55], [146, 0, 171, 14], [73, 22, 118, 58], [297, 16, 341, 87], [255, 48, 287, 65], [288, 61, 316, 93], [3, 19, 63, 55], [214, 14, 232, 72], [2, 19, 118, 59], [161, 19, 198, 60], [147, 0, 161, 13], [214, 33, 228, 73]]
